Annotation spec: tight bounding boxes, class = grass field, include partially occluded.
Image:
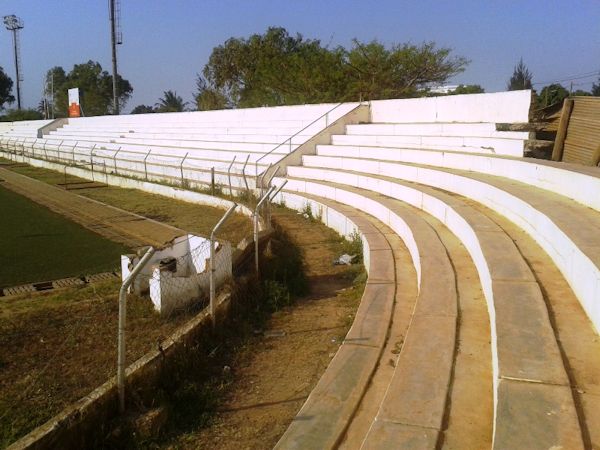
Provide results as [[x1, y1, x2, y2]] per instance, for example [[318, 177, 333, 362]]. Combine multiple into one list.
[[2, 162, 253, 245], [0, 184, 128, 288]]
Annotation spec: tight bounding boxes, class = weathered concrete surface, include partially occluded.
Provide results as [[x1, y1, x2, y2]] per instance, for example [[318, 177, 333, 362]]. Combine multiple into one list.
[[494, 379, 584, 450]]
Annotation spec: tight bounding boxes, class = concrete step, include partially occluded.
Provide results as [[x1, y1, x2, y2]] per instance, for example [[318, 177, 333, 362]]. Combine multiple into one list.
[[331, 134, 525, 156], [278, 171, 584, 448], [272, 192, 398, 449], [302, 154, 600, 333], [314, 144, 600, 213], [345, 122, 528, 139]]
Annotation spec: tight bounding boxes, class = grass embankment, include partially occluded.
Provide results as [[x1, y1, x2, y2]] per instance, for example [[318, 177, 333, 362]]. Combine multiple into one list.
[[0, 184, 127, 288]]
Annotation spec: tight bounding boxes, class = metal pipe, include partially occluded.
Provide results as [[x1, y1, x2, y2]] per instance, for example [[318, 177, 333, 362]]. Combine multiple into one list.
[[57, 140, 64, 161], [254, 186, 276, 277], [211, 167, 215, 195], [227, 155, 236, 197], [258, 163, 272, 198], [210, 204, 238, 324], [113, 147, 121, 174], [72, 141, 78, 163], [180, 152, 188, 186], [143, 149, 151, 180], [269, 179, 288, 202], [117, 246, 155, 413], [241, 154, 250, 193]]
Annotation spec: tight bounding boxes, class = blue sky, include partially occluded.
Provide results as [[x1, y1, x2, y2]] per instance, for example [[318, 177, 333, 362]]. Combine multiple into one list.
[[0, 0, 598, 112]]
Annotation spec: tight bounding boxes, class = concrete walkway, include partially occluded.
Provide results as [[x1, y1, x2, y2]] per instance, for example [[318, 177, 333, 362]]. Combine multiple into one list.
[[0, 167, 184, 249]]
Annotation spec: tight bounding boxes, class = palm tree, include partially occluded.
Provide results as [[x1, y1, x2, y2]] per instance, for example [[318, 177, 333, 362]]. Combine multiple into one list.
[[155, 90, 188, 112]]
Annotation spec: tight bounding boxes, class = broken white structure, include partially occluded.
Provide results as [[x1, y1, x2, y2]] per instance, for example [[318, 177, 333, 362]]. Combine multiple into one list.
[[120, 234, 232, 315]]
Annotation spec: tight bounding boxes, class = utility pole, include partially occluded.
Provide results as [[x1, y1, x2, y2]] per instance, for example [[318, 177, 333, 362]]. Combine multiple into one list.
[[109, 0, 122, 115], [3, 15, 24, 110]]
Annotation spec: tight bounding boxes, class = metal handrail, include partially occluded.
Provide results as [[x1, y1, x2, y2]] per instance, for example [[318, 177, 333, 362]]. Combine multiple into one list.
[[254, 102, 345, 176]]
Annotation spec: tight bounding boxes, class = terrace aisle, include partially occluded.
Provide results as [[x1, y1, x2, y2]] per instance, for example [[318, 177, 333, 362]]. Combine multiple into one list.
[[0, 166, 184, 248]]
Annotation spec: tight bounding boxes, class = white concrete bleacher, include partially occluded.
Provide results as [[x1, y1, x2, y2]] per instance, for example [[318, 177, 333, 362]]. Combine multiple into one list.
[[1, 90, 599, 449], [271, 91, 600, 449], [0, 103, 359, 191], [24, 103, 357, 190]]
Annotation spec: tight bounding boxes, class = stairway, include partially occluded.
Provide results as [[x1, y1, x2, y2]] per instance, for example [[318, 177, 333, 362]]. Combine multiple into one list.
[[272, 118, 600, 449]]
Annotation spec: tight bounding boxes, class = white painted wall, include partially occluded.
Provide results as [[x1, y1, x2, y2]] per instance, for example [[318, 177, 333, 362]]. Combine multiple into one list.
[[370, 90, 532, 124]]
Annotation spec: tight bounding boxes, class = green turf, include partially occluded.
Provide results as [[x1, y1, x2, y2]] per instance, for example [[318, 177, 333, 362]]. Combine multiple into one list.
[[0, 184, 128, 288]]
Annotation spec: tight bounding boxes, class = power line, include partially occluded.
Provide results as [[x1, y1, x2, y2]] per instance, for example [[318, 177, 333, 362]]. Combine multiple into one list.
[[532, 69, 600, 86]]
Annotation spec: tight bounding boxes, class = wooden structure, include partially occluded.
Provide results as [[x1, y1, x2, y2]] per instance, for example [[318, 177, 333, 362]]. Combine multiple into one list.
[[552, 96, 600, 166]]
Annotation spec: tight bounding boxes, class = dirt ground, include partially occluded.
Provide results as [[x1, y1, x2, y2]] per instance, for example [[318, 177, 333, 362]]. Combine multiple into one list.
[[157, 208, 364, 449]]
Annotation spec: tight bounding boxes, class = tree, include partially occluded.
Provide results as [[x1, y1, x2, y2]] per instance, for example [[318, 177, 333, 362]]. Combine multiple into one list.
[[130, 104, 156, 114], [537, 83, 569, 107], [345, 40, 468, 100], [155, 90, 187, 112], [450, 84, 485, 95], [198, 27, 469, 107], [507, 58, 533, 91], [0, 109, 43, 122], [195, 76, 229, 110], [0, 66, 15, 110], [44, 61, 133, 117], [592, 77, 600, 96]]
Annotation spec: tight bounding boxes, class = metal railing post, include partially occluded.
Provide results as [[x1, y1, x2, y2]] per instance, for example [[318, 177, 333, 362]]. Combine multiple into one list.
[[72, 141, 78, 163], [211, 167, 215, 195], [268, 180, 288, 223], [143, 149, 151, 181], [254, 186, 276, 277], [113, 147, 121, 174], [227, 155, 236, 197], [57, 140, 64, 162], [179, 152, 189, 186], [118, 246, 155, 414], [258, 163, 272, 198], [210, 204, 238, 325], [241, 154, 250, 193]]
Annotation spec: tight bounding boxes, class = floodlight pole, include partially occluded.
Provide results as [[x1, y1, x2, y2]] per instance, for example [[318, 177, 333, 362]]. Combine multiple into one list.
[[109, 0, 119, 114], [11, 29, 20, 109]]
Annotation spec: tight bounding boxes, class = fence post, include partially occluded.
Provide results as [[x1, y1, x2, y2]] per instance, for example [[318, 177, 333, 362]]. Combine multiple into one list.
[[258, 163, 272, 198], [211, 167, 215, 195], [227, 155, 237, 197], [241, 154, 250, 193], [268, 180, 288, 224], [90, 144, 97, 181], [43, 141, 48, 160], [143, 149, 152, 181], [57, 140, 64, 162], [31, 138, 37, 158], [72, 141, 78, 163], [113, 147, 121, 174], [210, 204, 238, 326], [118, 246, 155, 414], [179, 152, 189, 186], [254, 186, 275, 277]]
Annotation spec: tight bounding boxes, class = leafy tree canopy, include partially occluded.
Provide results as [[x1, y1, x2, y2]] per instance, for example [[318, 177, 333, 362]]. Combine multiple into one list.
[[450, 84, 485, 95], [537, 83, 569, 107], [130, 104, 156, 114], [44, 61, 133, 117], [507, 58, 533, 91], [155, 90, 188, 112], [591, 77, 600, 96], [0, 66, 15, 110], [197, 27, 469, 108], [0, 108, 43, 122]]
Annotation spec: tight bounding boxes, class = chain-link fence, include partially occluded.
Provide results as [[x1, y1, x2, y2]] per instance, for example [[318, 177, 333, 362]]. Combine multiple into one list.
[[0, 136, 274, 197]]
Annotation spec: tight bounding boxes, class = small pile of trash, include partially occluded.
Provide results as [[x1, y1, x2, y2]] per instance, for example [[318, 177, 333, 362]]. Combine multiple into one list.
[[333, 254, 357, 265]]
